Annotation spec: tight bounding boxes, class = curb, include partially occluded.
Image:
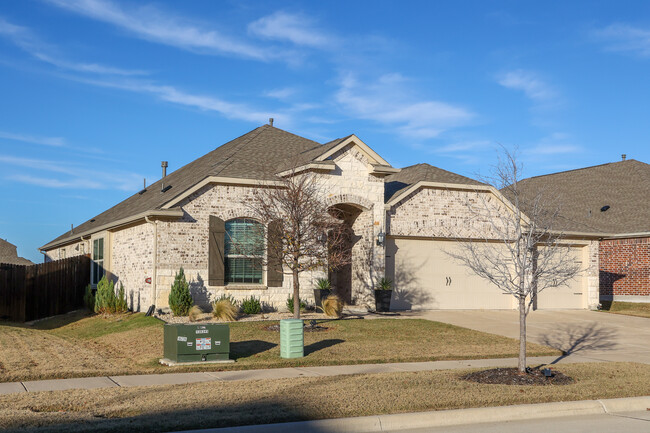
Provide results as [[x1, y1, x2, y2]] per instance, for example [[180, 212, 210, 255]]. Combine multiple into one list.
[[175, 396, 650, 433]]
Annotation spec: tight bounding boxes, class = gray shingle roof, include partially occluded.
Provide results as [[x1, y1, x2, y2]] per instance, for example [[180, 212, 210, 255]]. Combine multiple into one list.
[[43, 125, 347, 249], [513, 159, 650, 235], [385, 163, 483, 203], [0, 239, 33, 266]]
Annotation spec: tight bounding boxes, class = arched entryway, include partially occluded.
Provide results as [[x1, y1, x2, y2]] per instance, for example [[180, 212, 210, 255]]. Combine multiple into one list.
[[327, 203, 363, 304]]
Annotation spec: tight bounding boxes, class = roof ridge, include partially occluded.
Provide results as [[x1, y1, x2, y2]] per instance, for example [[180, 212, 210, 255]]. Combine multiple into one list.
[[521, 159, 647, 181]]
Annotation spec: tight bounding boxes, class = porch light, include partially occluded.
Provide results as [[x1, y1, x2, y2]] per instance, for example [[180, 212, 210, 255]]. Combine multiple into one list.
[[376, 231, 385, 246]]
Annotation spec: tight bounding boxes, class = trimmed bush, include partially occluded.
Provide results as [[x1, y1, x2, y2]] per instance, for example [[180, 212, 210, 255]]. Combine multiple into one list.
[[241, 296, 262, 315], [83, 284, 95, 312], [286, 295, 307, 313], [188, 305, 203, 322], [323, 294, 344, 318], [115, 283, 128, 313], [94, 276, 116, 314], [168, 267, 193, 316], [212, 298, 238, 321]]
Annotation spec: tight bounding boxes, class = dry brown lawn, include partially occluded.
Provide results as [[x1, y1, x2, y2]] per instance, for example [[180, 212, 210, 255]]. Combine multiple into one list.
[[0, 362, 648, 433], [0, 311, 559, 382]]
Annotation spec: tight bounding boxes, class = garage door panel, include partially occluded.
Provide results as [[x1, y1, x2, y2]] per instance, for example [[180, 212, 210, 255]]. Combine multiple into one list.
[[389, 238, 512, 310], [535, 246, 585, 309]]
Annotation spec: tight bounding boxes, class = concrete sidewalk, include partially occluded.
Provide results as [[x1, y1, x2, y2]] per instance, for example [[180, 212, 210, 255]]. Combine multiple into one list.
[[0, 353, 598, 395]]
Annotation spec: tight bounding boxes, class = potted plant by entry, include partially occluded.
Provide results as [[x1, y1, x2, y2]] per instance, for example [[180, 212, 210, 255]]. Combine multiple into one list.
[[374, 277, 393, 312], [313, 278, 332, 309]]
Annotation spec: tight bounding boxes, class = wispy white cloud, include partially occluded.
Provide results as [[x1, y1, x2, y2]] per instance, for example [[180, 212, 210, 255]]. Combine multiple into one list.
[[595, 23, 650, 57], [498, 69, 558, 103], [0, 154, 143, 191], [0, 16, 147, 76], [0, 131, 65, 147], [523, 132, 582, 156], [248, 11, 336, 49], [335, 73, 474, 139], [69, 75, 290, 125], [264, 87, 299, 100], [46, 0, 275, 61]]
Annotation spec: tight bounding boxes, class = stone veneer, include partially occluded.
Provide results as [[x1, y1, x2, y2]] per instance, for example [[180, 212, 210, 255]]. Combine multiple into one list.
[[111, 143, 390, 311], [44, 240, 88, 262], [599, 237, 650, 300]]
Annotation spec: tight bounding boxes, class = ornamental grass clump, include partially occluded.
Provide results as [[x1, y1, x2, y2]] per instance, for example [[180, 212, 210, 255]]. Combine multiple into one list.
[[212, 295, 239, 321], [241, 296, 262, 315], [168, 267, 193, 316], [376, 277, 393, 290], [323, 294, 344, 318], [188, 305, 203, 322]]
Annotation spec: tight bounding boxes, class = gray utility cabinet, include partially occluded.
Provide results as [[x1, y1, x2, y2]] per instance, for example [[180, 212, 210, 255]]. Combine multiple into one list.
[[163, 323, 230, 363]]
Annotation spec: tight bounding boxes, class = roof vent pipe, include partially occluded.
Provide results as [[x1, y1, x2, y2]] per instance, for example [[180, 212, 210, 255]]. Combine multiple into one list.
[[621, 154, 626, 161], [161, 161, 168, 178], [269, 118, 274, 127]]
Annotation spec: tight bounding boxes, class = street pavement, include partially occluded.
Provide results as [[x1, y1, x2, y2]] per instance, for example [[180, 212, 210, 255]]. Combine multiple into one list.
[[387, 410, 650, 433]]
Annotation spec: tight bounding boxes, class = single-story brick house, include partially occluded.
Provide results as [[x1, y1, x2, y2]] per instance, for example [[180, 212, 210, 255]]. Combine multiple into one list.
[[40, 124, 648, 311]]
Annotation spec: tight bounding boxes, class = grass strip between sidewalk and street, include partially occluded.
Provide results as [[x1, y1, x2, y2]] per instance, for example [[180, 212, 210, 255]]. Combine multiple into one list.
[[0, 362, 649, 433], [0, 312, 559, 382]]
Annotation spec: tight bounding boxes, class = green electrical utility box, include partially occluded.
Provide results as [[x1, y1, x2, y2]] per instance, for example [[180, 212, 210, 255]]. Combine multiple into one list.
[[163, 323, 230, 364], [280, 319, 304, 359]]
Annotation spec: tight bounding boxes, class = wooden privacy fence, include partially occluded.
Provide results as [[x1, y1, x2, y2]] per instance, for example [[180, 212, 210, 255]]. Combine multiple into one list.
[[0, 255, 91, 322]]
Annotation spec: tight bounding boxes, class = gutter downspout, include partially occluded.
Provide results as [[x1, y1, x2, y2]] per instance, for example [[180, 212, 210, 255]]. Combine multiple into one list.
[[145, 216, 158, 314]]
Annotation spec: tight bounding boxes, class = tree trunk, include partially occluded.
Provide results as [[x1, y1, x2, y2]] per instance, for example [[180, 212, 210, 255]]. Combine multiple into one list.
[[518, 295, 527, 373], [292, 268, 300, 319]]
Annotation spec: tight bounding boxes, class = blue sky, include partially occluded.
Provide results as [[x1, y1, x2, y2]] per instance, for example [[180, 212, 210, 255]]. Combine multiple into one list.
[[1, 0, 650, 262]]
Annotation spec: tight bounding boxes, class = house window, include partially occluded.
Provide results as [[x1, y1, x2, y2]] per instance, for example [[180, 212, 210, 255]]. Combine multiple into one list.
[[224, 218, 264, 284], [92, 238, 105, 285]]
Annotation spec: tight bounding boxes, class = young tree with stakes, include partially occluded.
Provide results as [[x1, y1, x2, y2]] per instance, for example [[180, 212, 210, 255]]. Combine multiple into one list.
[[245, 170, 350, 318], [446, 149, 582, 373]]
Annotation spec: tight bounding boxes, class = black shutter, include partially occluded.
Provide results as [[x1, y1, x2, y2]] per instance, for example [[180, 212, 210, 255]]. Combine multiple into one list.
[[209, 215, 225, 286], [267, 220, 283, 287]]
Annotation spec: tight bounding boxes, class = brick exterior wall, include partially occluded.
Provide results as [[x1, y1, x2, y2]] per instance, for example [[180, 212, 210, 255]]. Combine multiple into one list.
[[44, 240, 88, 262], [111, 223, 154, 311], [599, 237, 650, 299]]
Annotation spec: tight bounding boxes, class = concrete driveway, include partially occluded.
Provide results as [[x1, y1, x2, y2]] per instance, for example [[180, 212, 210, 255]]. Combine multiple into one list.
[[410, 309, 650, 364]]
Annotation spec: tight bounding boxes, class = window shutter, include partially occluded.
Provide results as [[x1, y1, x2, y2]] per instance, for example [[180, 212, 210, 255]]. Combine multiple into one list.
[[267, 220, 284, 287], [209, 215, 225, 286]]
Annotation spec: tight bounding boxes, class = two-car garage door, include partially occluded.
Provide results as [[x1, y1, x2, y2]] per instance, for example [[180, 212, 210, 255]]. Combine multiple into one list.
[[386, 238, 586, 310]]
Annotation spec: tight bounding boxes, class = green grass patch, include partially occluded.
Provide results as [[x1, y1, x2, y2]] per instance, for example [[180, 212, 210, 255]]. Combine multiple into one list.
[[599, 301, 650, 319]]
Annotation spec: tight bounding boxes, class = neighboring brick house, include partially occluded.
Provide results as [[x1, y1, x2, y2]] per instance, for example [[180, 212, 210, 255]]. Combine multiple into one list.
[[40, 124, 640, 312], [0, 238, 33, 266], [516, 159, 650, 304]]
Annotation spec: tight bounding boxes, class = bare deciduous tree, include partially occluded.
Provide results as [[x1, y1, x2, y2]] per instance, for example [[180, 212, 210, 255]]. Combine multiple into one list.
[[245, 171, 350, 318], [447, 149, 582, 373]]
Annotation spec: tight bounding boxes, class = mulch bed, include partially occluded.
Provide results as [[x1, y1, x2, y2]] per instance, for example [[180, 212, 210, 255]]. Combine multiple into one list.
[[462, 367, 574, 386]]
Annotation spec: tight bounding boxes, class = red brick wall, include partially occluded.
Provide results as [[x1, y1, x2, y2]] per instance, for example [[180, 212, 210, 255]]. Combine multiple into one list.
[[599, 237, 650, 297]]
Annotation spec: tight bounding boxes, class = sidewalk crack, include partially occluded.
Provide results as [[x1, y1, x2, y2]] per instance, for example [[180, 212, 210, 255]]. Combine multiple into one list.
[[106, 377, 121, 387]]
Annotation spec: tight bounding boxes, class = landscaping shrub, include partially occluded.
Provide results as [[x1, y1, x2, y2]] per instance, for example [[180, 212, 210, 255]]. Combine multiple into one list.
[[94, 276, 116, 314], [212, 297, 238, 321], [376, 277, 393, 290], [241, 296, 262, 315], [323, 294, 343, 318], [168, 267, 193, 316], [286, 295, 307, 313], [83, 284, 95, 312], [115, 283, 128, 313], [315, 278, 331, 291], [188, 305, 203, 322]]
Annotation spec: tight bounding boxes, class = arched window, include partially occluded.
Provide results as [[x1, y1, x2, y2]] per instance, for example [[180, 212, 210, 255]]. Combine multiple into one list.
[[224, 218, 264, 284]]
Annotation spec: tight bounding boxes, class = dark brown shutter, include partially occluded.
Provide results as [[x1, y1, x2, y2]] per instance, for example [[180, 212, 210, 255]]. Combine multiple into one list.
[[267, 220, 283, 287], [209, 215, 225, 286]]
